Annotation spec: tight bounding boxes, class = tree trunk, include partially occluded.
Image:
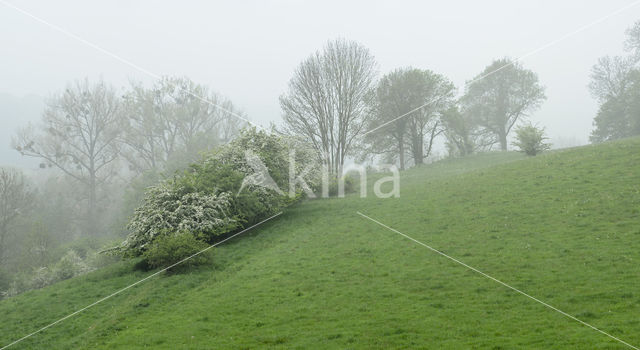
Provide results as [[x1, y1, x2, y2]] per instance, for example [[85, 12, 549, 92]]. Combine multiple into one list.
[[413, 134, 424, 165], [88, 169, 97, 236], [499, 130, 508, 151], [398, 135, 405, 170], [0, 223, 6, 265], [0, 220, 9, 265], [424, 125, 439, 160]]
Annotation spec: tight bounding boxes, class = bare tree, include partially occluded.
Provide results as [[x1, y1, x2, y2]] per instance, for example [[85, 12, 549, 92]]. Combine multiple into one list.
[[121, 76, 246, 173], [464, 58, 546, 151], [280, 39, 377, 175], [0, 168, 33, 264], [218, 104, 245, 144], [624, 20, 640, 60], [589, 56, 636, 103], [13, 79, 123, 233]]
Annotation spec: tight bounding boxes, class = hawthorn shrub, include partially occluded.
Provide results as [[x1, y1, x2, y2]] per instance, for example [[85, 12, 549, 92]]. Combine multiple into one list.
[[512, 124, 551, 156], [181, 128, 321, 226], [54, 250, 92, 280], [118, 128, 320, 265], [142, 233, 211, 270], [122, 182, 237, 256]]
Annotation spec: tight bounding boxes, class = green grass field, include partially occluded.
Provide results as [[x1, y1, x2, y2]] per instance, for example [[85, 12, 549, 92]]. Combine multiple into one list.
[[1, 139, 640, 349]]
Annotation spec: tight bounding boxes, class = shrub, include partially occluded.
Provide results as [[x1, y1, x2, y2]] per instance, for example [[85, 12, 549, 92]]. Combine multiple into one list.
[[0, 268, 10, 293], [327, 175, 356, 196], [119, 127, 320, 259], [29, 267, 56, 289], [141, 232, 211, 270], [53, 250, 92, 281], [86, 250, 120, 269], [183, 128, 321, 223], [512, 124, 551, 156], [121, 182, 238, 256]]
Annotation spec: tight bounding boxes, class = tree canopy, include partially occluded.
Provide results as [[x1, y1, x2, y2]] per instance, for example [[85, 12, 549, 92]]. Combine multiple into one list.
[[464, 58, 546, 151]]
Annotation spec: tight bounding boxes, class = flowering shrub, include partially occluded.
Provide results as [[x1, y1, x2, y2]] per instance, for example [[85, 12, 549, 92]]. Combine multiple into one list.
[[121, 181, 237, 256], [118, 127, 321, 261], [1, 249, 97, 298], [54, 250, 93, 280], [183, 128, 319, 226]]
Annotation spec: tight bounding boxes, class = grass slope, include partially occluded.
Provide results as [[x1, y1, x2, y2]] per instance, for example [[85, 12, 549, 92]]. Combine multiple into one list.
[[2, 140, 640, 349]]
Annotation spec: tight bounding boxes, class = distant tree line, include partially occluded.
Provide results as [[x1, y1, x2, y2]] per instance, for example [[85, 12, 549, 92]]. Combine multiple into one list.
[[280, 39, 548, 172], [2, 77, 246, 297], [12, 77, 246, 237], [589, 21, 640, 143], [3, 39, 557, 296]]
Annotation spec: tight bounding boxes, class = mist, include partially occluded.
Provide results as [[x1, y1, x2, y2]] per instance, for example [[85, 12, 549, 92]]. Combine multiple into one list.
[[2, 0, 638, 158], [2, 1, 640, 348]]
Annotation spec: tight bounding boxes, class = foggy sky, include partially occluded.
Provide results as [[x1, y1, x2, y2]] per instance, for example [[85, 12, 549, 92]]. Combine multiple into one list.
[[2, 0, 639, 167]]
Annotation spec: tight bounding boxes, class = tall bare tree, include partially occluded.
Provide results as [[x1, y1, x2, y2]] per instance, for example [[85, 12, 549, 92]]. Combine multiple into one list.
[[13, 79, 123, 233], [280, 39, 377, 175], [121, 76, 246, 173], [464, 58, 546, 151], [624, 20, 640, 60], [589, 56, 636, 103], [0, 168, 34, 264]]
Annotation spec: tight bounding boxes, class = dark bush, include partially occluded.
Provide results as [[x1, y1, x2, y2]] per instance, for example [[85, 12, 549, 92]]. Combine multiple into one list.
[[142, 232, 211, 271]]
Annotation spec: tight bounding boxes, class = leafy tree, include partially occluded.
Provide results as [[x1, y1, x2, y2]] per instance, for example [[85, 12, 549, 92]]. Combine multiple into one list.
[[441, 105, 495, 157], [590, 74, 640, 143], [281, 39, 377, 175], [0, 168, 34, 265], [405, 71, 454, 165], [589, 22, 640, 142], [13, 79, 123, 233], [363, 69, 412, 169], [464, 58, 546, 151], [363, 68, 454, 168], [590, 98, 629, 143], [18, 222, 55, 270], [512, 124, 551, 156]]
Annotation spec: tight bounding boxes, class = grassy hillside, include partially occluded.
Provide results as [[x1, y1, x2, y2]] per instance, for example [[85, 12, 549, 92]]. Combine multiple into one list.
[[1, 140, 640, 349]]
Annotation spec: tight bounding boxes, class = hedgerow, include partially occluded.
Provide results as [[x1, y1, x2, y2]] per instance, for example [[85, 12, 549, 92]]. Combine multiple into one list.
[[118, 128, 320, 263]]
